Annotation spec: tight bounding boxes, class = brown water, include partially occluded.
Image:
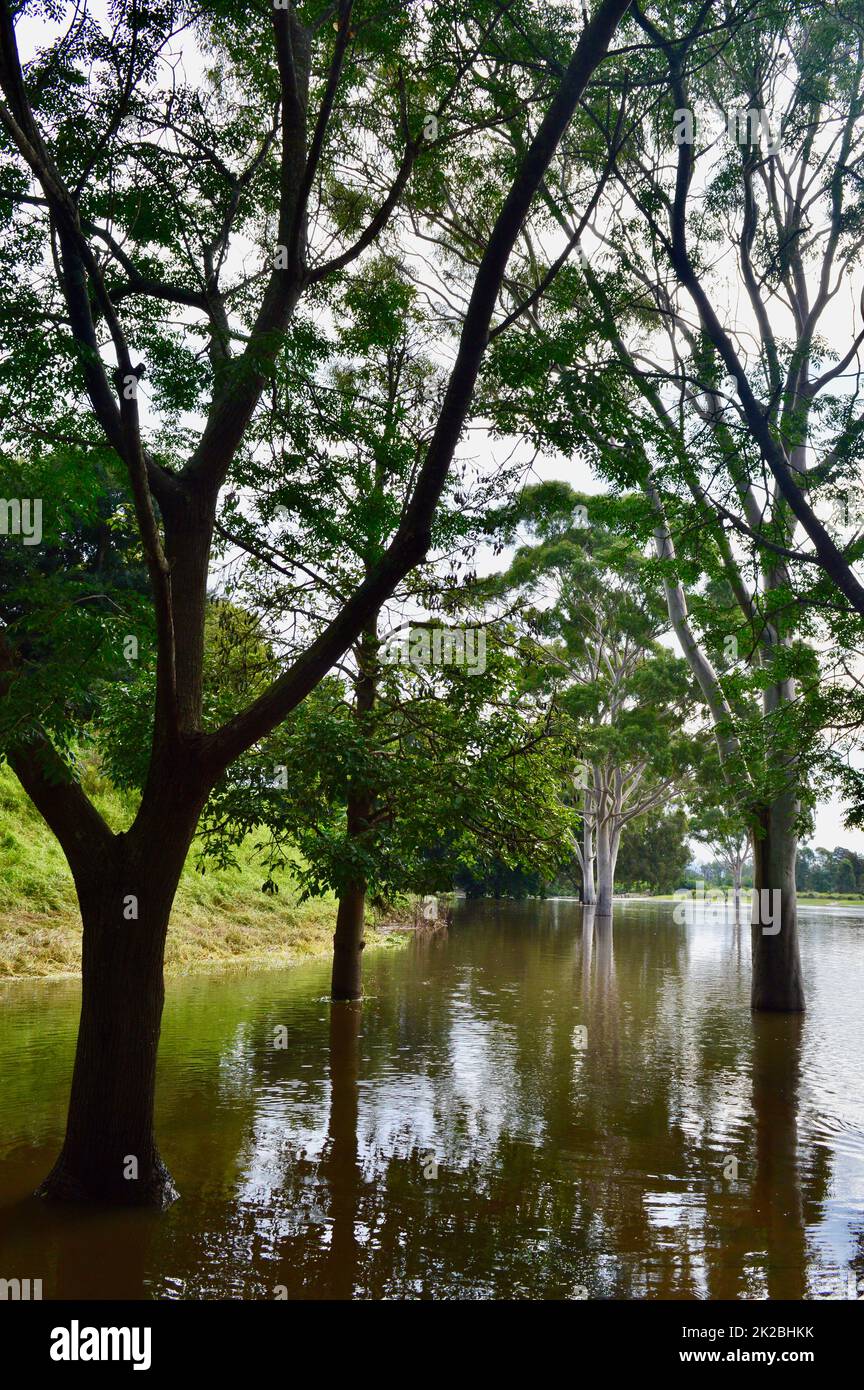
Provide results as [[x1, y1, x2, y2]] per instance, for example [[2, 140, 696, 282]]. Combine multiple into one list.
[[1, 898, 864, 1300]]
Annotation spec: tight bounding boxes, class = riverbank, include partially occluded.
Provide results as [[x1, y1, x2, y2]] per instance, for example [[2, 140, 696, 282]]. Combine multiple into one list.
[[1, 900, 412, 981], [0, 766, 414, 981]]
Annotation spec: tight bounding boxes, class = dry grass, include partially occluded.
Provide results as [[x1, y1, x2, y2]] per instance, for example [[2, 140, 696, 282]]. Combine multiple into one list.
[[0, 898, 341, 980]]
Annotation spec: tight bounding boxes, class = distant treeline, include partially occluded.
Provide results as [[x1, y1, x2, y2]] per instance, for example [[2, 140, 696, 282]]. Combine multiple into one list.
[[699, 844, 864, 896], [455, 810, 691, 900], [456, 831, 864, 901], [794, 846, 864, 895]]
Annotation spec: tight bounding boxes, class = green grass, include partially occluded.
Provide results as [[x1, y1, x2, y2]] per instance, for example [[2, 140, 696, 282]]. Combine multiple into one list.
[[0, 765, 409, 980], [796, 893, 864, 905]]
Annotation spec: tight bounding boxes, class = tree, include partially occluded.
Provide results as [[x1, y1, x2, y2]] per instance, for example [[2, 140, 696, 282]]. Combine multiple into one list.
[[195, 637, 573, 988], [628, 0, 864, 621], [201, 256, 569, 997], [454, 859, 546, 899], [0, 0, 632, 1204], [483, 484, 702, 915], [615, 807, 690, 895], [691, 803, 752, 914], [472, 1, 845, 1009], [556, 0, 864, 1003], [836, 856, 857, 895], [796, 844, 864, 895]]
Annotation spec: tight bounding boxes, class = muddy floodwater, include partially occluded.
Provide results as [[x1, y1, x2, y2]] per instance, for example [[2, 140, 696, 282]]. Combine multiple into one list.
[[1, 898, 864, 1300]]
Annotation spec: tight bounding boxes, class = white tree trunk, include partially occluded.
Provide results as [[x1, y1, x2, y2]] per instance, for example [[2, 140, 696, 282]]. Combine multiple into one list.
[[595, 819, 619, 916], [582, 812, 596, 904]]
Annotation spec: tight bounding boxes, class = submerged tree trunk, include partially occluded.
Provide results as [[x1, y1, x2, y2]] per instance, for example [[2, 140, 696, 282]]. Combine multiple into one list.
[[750, 794, 804, 1012], [748, 642, 803, 1012], [649, 480, 805, 1012], [331, 618, 377, 1002], [36, 796, 200, 1207], [594, 820, 619, 917], [331, 877, 367, 1002], [38, 890, 175, 1207]]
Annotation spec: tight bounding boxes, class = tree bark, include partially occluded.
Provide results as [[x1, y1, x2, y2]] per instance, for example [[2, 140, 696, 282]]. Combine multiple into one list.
[[331, 620, 376, 1001], [37, 838, 190, 1206], [35, 759, 206, 1206], [595, 819, 619, 917], [331, 877, 367, 1002], [582, 813, 596, 905], [750, 795, 805, 1012]]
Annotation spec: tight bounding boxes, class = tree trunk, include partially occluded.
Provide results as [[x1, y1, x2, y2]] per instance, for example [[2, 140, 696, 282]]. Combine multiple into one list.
[[331, 878, 367, 1001], [36, 765, 206, 1207], [750, 796, 804, 1012], [582, 814, 596, 905], [330, 618, 377, 1002], [37, 842, 186, 1207], [595, 820, 618, 917], [733, 861, 742, 921]]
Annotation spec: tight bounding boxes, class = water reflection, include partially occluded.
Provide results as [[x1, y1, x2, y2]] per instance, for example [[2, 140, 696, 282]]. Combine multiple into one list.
[[1, 900, 863, 1299], [747, 1014, 807, 1300]]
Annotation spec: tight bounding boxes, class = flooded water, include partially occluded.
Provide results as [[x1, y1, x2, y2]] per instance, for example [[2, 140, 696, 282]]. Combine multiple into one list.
[[1, 898, 864, 1300]]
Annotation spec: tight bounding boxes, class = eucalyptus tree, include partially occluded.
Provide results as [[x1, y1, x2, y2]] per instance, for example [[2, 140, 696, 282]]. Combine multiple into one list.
[[484, 263, 824, 1008], [691, 802, 752, 911], [608, 2, 864, 994], [622, 0, 864, 622], [471, 0, 854, 1009], [406, 0, 864, 1009], [0, 0, 632, 1204], [485, 484, 702, 915], [557, 0, 864, 1007]]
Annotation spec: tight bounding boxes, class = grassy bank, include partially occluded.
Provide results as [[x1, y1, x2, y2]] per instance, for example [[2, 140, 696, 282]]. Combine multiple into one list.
[[0, 766, 408, 980]]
